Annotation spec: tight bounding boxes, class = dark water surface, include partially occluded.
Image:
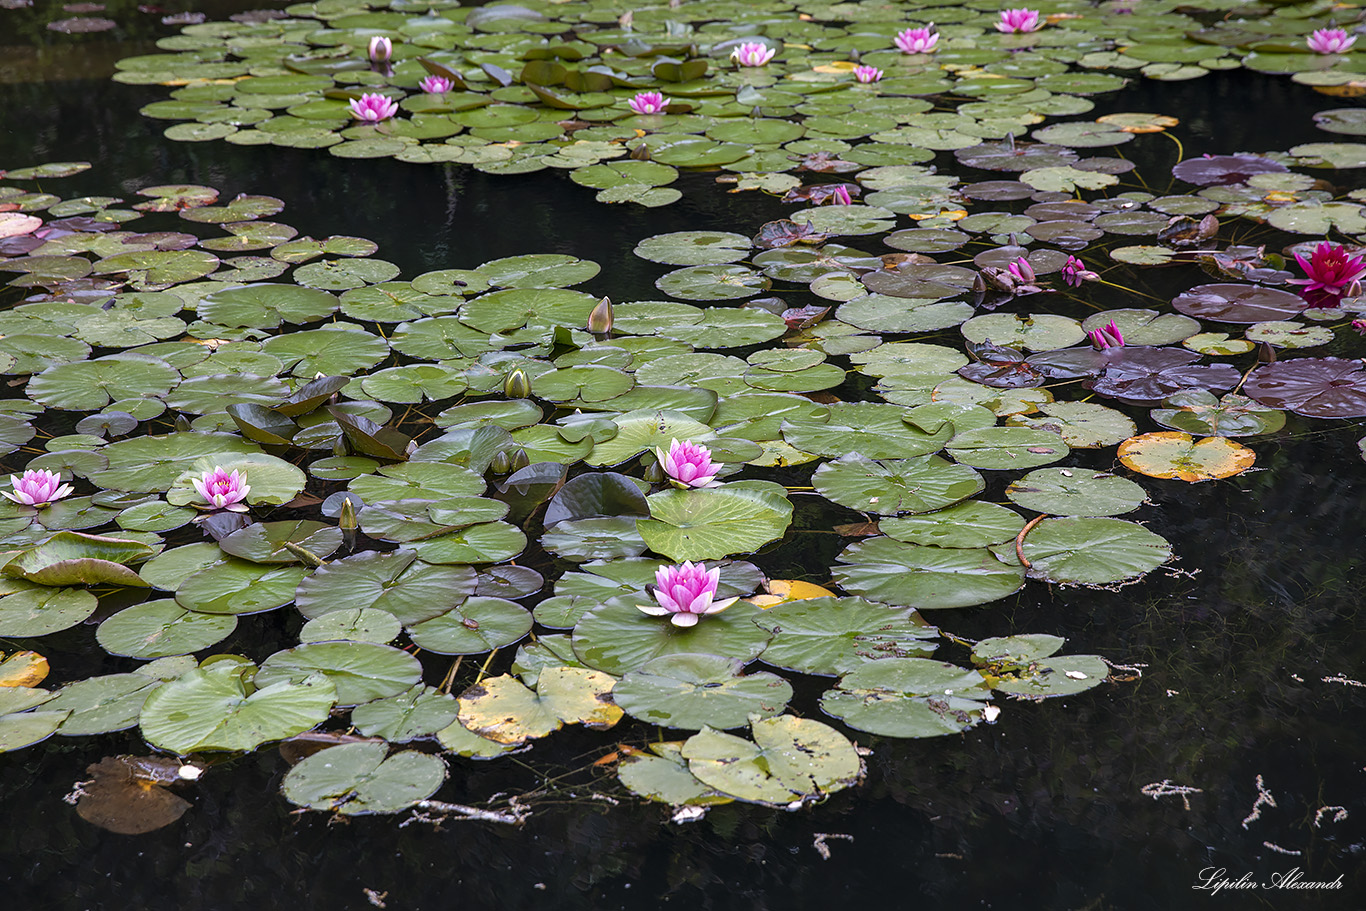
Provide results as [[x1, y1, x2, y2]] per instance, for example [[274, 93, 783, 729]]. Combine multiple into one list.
[[0, 7, 1364, 910]]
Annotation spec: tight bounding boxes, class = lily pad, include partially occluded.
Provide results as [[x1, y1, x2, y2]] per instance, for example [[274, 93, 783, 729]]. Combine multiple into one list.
[[612, 654, 792, 730]]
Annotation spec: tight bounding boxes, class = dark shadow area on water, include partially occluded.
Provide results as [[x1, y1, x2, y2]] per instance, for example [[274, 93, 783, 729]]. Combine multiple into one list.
[[0, 18, 1364, 911]]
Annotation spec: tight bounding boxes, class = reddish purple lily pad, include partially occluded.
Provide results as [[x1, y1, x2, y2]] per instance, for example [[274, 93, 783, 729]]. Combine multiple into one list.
[[960, 340, 1048, 388], [1243, 357, 1366, 418], [1025, 201, 1100, 222], [46, 15, 116, 32], [955, 142, 1077, 172], [1171, 283, 1304, 323], [1171, 154, 1287, 187], [961, 180, 1034, 201], [1068, 348, 1241, 406]]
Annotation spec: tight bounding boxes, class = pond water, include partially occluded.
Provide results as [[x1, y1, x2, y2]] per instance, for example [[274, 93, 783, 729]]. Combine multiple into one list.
[[1, 3, 1365, 910]]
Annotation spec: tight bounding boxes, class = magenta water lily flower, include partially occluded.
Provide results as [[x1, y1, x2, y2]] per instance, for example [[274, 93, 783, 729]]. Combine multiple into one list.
[[1061, 255, 1099, 287], [996, 8, 1042, 33], [1088, 321, 1125, 350], [829, 184, 853, 206], [637, 561, 739, 628], [367, 36, 392, 63], [419, 75, 453, 94], [894, 25, 938, 54], [853, 65, 883, 83], [731, 41, 776, 67], [1308, 28, 1356, 54], [628, 91, 669, 114], [349, 93, 399, 122], [2, 470, 73, 508], [192, 467, 250, 513], [1006, 256, 1036, 284], [1289, 242, 1366, 295], [657, 439, 722, 489]]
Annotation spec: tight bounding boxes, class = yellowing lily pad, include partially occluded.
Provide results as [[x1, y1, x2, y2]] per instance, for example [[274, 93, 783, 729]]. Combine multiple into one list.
[[1117, 431, 1256, 482], [456, 666, 622, 744]]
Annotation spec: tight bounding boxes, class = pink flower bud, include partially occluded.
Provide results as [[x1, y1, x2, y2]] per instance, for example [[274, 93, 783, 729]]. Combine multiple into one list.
[[1088, 320, 1125, 350], [367, 36, 392, 63], [853, 65, 883, 83]]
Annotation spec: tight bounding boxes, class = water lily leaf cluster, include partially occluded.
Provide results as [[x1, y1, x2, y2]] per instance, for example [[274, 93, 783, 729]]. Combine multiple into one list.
[[109, 0, 1366, 211], [10, 22, 1366, 823]]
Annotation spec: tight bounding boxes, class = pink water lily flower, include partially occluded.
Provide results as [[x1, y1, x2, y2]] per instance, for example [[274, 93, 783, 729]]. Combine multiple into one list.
[[996, 8, 1042, 33], [2, 470, 73, 508], [1289, 241, 1366, 295], [367, 36, 392, 63], [1088, 320, 1125, 350], [419, 75, 454, 94], [1006, 256, 1035, 284], [637, 561, 739, 628], [628, 91, 669, 114], [192, 467, 250, 512], [829, 185, 853, 206], [656, 439, 722, 488], [894, 25, 939, 54], [853, 65, 883, 83], [1061, 255, 1100, 287], [731, 41, 776, 67], [1308, 28, 1356, 54], [349, 93, 399, 122]]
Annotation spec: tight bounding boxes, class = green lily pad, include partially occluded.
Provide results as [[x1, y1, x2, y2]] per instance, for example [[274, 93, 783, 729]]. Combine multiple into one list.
[[97, 600, 238, 658], [819, 657, 992, 738], [612, 654, 792, 730], [1000, 516, 1172, 585], [681, 715, 862, 805], [281, 741, 446, 814], [812, 453, 983, 516], [255, 641, 423, 707], [295, 550, 477, 624], [572, 601, 773, 676], [833, 538, 1026, 609], [140, 661, 337, 753], [756, 596, 937, 676], [406, 596, 534, 654], [350, 684, 461, 742], [1005, 468, 1148, 516], [636, 484, 793, 562]]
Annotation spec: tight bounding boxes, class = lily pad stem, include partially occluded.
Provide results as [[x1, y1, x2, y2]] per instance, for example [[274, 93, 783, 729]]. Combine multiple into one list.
[[439, 655, 463, 694], [475, 647, 499, 684], [1015, 513, 1047, 568]]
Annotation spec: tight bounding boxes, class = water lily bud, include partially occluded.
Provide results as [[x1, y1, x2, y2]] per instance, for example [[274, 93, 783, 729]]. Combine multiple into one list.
[[588, 296, 614, 335], [338, 497, 358, 531], [175, 414, 192, 432], [332, 434, 349, 457], [283, 542, 326, 567], [503, 367, 532, 399], [510, 448, 530, 472], [490, 450, 512, 474], [643, 460, 665, 483]]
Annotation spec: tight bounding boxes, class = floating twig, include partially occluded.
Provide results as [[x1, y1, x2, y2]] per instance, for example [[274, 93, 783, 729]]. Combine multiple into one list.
[[1241, 774, 1276, 829], [1140, 779, 1202, 811]]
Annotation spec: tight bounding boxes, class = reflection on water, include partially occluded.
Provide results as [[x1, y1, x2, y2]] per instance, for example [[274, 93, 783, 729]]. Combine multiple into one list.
[[0, 12, 1363, 911]]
